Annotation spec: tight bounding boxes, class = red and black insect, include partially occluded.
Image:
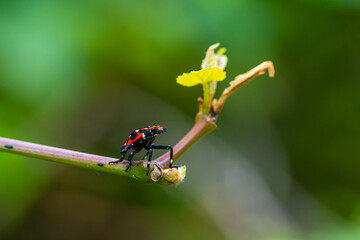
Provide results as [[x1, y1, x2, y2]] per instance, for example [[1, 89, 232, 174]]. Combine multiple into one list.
[[109, 125, 176, 175]]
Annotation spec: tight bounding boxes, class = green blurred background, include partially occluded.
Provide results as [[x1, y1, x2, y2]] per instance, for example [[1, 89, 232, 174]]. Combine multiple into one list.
[[1, 0, 360, 239]]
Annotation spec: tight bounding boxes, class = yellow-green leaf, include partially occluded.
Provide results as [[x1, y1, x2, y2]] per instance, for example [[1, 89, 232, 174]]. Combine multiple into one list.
[[176, 68, 226, 87]]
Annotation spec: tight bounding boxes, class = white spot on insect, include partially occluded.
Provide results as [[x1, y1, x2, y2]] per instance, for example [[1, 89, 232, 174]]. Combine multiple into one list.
[[142, 133, 146, 140]]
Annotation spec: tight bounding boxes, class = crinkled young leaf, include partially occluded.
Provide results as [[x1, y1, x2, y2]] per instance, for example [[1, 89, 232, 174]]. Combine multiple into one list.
[[201, 44, 228, 70], [215, 48, 228, 69], [201, 43, 219, 69]]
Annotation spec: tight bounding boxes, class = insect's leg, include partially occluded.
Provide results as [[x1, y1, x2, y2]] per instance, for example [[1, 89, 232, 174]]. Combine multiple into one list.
[[142, 150, 150, 160], [109, 150, 126, 164], [125, 149, 140, 172], [149, 145, 177, 169], [146, 148, 153, 176]]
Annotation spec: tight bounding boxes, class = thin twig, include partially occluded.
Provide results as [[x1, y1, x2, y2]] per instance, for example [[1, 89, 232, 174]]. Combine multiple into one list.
[[213, 61, 275, 115], [0, 136, 184, 184], [0, 137, 142, 173], [155, 113, 216, 167], [0, 114, 216, 183]]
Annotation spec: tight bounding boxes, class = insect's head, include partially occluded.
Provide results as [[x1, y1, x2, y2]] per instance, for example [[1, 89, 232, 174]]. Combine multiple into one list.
[[149, 125, 167, 134]]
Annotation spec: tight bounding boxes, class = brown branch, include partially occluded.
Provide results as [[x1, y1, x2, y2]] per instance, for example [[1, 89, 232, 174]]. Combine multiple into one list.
[[0, 114, 216, 184], [212, 61, 275, 115], [0, 136, 139, 170], [155, 113, 217, 167], [0, 136, 183, 184]]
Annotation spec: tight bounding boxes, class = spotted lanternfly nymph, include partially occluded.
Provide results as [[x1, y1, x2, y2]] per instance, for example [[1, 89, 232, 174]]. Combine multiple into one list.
[[109, 125, 176, 175]]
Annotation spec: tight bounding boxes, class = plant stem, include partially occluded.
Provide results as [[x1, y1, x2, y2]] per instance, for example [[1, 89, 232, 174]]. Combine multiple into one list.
[[155, 113, 217, 168], [213, 61, 275, 115], [0, 114, 215, 183], [0, 136, 145, 177], [202, 82, 211, 114]]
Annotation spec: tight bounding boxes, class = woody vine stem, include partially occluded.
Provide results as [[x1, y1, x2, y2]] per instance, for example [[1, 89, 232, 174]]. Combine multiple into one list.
[[0, 44, 274, 185]]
